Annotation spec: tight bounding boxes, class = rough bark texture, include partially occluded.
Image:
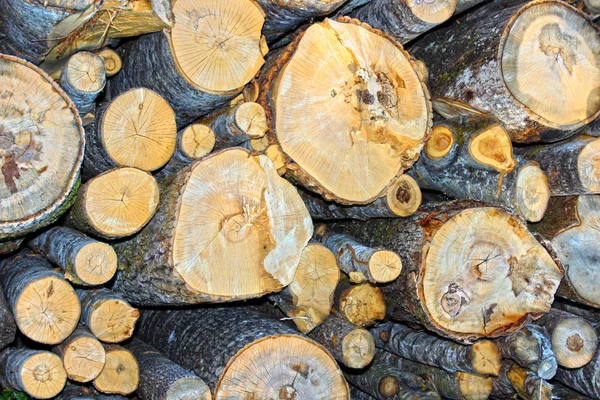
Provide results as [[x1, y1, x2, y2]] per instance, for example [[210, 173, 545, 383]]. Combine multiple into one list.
[[555, 349, 600, 399], [79, 103, 118, 181], [371, 321, 501, 376], [553, 300, 600, 329], [491, 361, 553, 400], [57, 384, 128, 400], [494, 324, 557, 380], [59, 52, 106, 115], [455, 0, 487, 13], [124, 338, 211, 400], [0, 288, 15, 352], [551, 382, 594, 400]]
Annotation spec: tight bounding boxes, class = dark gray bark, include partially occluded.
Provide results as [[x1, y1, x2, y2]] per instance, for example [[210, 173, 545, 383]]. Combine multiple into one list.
[[555, 349, 600, 399], [57, 384, 128, 400], [60, 52, 106, 115], [550, 382, 594, 400], [300, 189, 407, 220], [0, 287, 16, 352], [0, 347, 66, 396], [491, 361, 553, 400]]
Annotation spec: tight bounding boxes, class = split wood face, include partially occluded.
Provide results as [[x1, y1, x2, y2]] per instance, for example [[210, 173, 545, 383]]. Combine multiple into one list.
[[19, 351, 67, 399], [271, 18, 431, 204], [500, 1, 600, 130], [423, 207, 562, 337], [214, 334, 349, 399], [169, 0, 266, 94], [552, 195, 600, 307], [0, 55, 83, 237]]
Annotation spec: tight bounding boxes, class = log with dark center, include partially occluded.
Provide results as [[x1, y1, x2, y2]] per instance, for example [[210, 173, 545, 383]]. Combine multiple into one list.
[[335, 278, 387, 327]]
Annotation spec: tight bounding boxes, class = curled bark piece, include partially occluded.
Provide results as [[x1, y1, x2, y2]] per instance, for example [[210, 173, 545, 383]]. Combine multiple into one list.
[[350, 0, 457, 44], [0, 54, 84, 241], [409, 122, 549, 222], [57, 384, 128, 399], [330, 201, 563, 343], [492, 361, 552, 400], [270, 242, 340, 333], [60, 51, 106, 115], [125, 338, 211, 400], [300, 175, 422, 220], [136, 307, 350, 398], [308, 311, 375, 369], [113, 148, 313, 305], [82, 88, 177, 179], [28, 227, 117, 286], [259, 17, 432, 205], [371, 321, 501, 376], [0, 252, 80, 345], [321, 232, 402, 283], [530, 195, 600, 308], [377, 350, 493, 400], [112, 0, 266, 126], [336, 279, 386, 327], [0, 0, 93, 63], [78, 288, 139, 343], [535, 308, 598, 369], [344, 354, 441, 400], [0, 288, 16, 352], [96, 48, 122, 77], [555, 349, 600, 399], [53, 326, 105, 383], [410, 0, 600, 143], [66, 167, 160, 240], [93, 345, 139, 395], [0, 348, 67, 399], [494, 324, 557, 380], [516, 136, 600, 195]]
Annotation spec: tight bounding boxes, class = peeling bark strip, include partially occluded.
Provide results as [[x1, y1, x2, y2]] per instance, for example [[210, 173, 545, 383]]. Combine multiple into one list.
[[371, 321, 501, 376], [0, 288, 16, 353], [0, 0, 93, 63], [350, 0, 457, 44], [516, 136, 600, 195], [0, 347, 67, 399], [308, 311, 375, 369], [111, 0, 267, 127], [270, 242, 340, 334], [376, 350, 493, 400], [60, 52, 106, 115], [112, 148, 313, 306], [344, 353, 441, 400], [530, 195, 600, 308], [52, 326, 105, 383], [259, 17, 432, 205], [494, 324, 557, 380], [125, 339, 211, 400], [534, 308, 598, 369], [0, 54, 84, 241], [0, 251, 80, 345], [491, 361, 553, 400], [330, 201, 563, 343], [77, 288, 139, 343], [136, 307, 350, 398], [410, 0, 600, 143], [92, 345, 139, 396], [28, 227, 117, 286], [300, 175, 422, 220]]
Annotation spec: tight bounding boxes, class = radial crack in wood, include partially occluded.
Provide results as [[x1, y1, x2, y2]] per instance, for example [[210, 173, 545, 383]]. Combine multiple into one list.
[[53, 326, 106, 383], [92, 345, 139, 395]]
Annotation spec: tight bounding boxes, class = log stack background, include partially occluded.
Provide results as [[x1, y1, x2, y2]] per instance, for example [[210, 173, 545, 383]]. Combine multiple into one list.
[[0, 0, 599, 399]]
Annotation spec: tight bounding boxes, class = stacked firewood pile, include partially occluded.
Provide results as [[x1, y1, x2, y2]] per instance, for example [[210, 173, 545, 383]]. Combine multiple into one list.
[[0, 0, 599, 398]]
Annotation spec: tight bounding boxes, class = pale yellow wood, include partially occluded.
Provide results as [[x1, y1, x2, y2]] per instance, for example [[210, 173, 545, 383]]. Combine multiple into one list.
[[167, 377, 212, 400], [61, 334, 106, 382], [73, 241, 118, 285], [272, 18, 430, 203], [15, 276, 80, 345], [20, 352, 67, 399], [215, 335, 349, 399], [169, 0, 266, 93], [501, 1, 600, 128], [342, 328, 375, 369], [516, 163, 550, 223], [385, 174, 422, 217], [578, 137, 600, 192], [551, 316, 597, 368], [410, 0, 458, 24], [471, 340, 502, 376], [93, 346, 139, 395], [96, 48, 122, 77], [339, 283, 386, 327], [368, 250, 402, 283], [265, 145, 287, 175], [63, 52, 106, 93], [422, 207, 562, 335], [426, 125, 454, 159], [179, 124, 215, 159], [249, 136, 269, 151], [234, 102, 268, 139], [85, 167, 159, 238], [457, 372, 493, 400], [469, 125, 516, 174], [88, 298, 140, 343], [102, 88, 177, 171]]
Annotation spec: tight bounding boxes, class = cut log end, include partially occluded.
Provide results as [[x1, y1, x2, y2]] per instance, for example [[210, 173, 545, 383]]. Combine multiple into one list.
[[469, 124, 516, 174], [472, 340, 502, 376], [16, 276, 80, 345], [379, 376, 400, 398], [339, 283, 386, 327], [73, 241, 117, 285], [410, 0, 458, 24], [93, 346, 139, 395], [169, 0, 265, 93], [515, 163, 550, 222], [19, 352, 67, 399], [426, 125, 455, 159], [215, 334, 349, 398], [61, 334, 106, 382], [500, 1, 600, 129], [551, 316, 598, 368], [179, 124, 216, 159], [88, 298, 139, 343], [84, 168, 159, 238], [234, 102, 268, 139], [102, 88, 177, 171], [0, 54, 83, 238], [422, 207, 562, 338], [166, 377, 212, 400], [368, 250, 402, 283], [385, 175, 422, 217], [269, 18, 431, 204], [96, 48, 122, 77], [63, 52, 106, 94], [457, 371, 493, 400], [577, 137, 600, 193], [343, 327, 375, 369]]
